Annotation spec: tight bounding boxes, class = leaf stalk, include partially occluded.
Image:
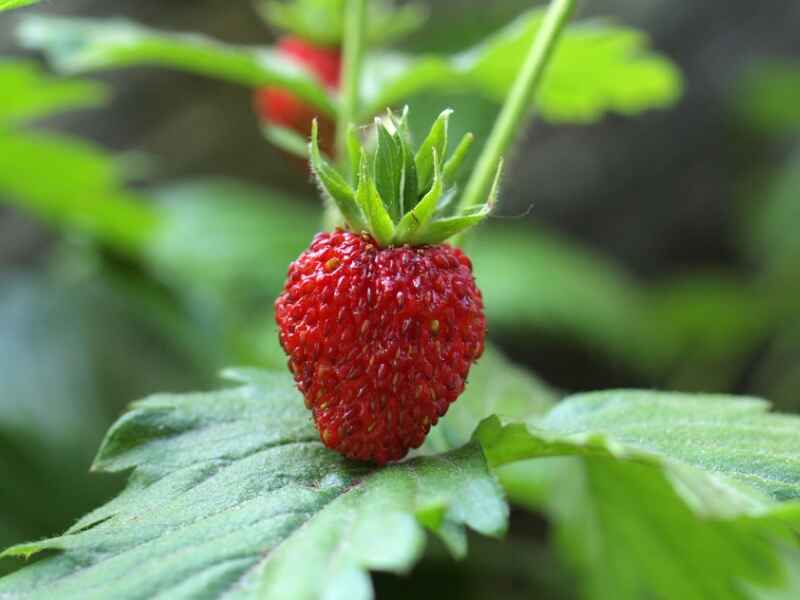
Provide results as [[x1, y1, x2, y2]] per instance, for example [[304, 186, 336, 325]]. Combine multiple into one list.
[[456, 0, 576, 221]]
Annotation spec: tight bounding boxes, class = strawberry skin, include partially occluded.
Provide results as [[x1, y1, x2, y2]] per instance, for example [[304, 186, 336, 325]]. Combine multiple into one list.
[[254, 36, 341, 155], [275, 230, 486, 464]]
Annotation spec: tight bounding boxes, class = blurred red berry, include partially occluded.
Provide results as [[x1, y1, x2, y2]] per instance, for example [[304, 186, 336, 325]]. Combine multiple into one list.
[[254, 36, 341, 156], [275, 230, 486, 464]]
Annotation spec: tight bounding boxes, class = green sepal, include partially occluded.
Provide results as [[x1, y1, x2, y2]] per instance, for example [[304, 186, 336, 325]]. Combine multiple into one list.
[[422, 159, 501, 245], [309, 119, 367, 231], [355, 150, 395, 246], [415, 108, 451, 192], [396, 148, 443, 243], [442, 132, 474, 186], [345, 124, 362, 185], [394, 107, 419, 215], [413, 206, 490, 246], [373, 118, 404, 222]]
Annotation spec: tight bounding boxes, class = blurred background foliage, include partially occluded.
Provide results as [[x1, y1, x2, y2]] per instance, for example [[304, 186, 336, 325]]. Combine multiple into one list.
[[0, 0, 798, 595]]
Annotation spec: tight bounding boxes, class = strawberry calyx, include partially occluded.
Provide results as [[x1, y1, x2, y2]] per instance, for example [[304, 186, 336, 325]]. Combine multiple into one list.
[[310, 108, 501, 247]]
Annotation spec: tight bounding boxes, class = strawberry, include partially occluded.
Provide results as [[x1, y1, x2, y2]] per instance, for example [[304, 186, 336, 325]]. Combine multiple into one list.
[[275, 109, 501, 463], [254, 36, 340, 155]]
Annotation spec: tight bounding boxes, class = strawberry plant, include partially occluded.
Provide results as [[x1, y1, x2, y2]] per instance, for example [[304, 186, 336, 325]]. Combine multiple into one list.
[[2, 0, 800, 599]]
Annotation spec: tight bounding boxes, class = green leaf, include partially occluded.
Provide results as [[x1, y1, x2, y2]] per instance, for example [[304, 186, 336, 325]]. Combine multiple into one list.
[[0, 271, 204, 574], [734, 62, 800, 135], [0, 0, 38, 10], [257, 0, 427, 47], [18, 16, 336, 116], [309, 120, 367, 231], [503, 457, 800, 600], [483, 390, 800, 599], [356, 151, 395, 246], [415, 108, 451, 192], [748, 147, 800, 280], [0, 370, 507, 599], [0, 61, 107, 126], [646, 274, 777, 391], [373, 120, 404, 222], [0, 132, 158, 253], [362, 10, 682, 122], [479, 390, 800, 504]]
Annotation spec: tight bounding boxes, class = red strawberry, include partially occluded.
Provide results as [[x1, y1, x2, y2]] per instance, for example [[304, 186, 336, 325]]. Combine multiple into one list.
[[254, 36, 341, 155], [275, 231, 486, 464], [275, 109, 499, 463]]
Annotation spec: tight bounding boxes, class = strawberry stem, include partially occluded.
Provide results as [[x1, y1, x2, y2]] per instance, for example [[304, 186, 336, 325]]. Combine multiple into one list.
[[456, 0, 576, 223], [336, 0, 368, 171]]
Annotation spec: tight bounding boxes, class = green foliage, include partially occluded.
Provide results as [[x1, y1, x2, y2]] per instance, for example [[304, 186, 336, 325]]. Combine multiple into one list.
[[735, 62, 800, 135], [145, 178, 318, 302], [747, 147, 800, 280], [0, 0, 37, 10], [646, 274, 776, 391], [490, 390, 800, 599], [257, 0, 427, 47], [0, 370, 507, 599], [0, 61, 157, 253], [5, 360, 800, 597], [18, 10, 681, 127], [0, 271, 204, 574], [0, 61, 106, 126], [505, 458, 800, 600], [479, 390, 800, 503], [17, 16, 336, 116], [363, 9, 682, 122], [0, 133, 158, 252]]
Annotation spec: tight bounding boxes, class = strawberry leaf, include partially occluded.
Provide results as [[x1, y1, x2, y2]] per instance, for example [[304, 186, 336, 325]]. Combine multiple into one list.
[[488, 390, 800, 600], [0, 132, 157, 253], [17, 16, 336, 117], [503, 456, 800, 600], [0, 0, 38, 10], [257, 0, 427, 47], [0, 61, 106, 126], [0, 370, 507, 599], [362, 10, 682, 123], [479, 390, 800, 506]]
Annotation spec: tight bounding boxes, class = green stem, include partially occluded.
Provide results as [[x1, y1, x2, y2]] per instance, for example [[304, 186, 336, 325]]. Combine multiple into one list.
[[336, 0, 367, 169], [456, 0, 576, 216]]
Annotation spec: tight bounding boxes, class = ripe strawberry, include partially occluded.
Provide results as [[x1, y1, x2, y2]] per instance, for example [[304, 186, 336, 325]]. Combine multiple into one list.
[[276, 231, 485, 463], [276, 109, 500, 463], [254, 36, 340, 155]]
